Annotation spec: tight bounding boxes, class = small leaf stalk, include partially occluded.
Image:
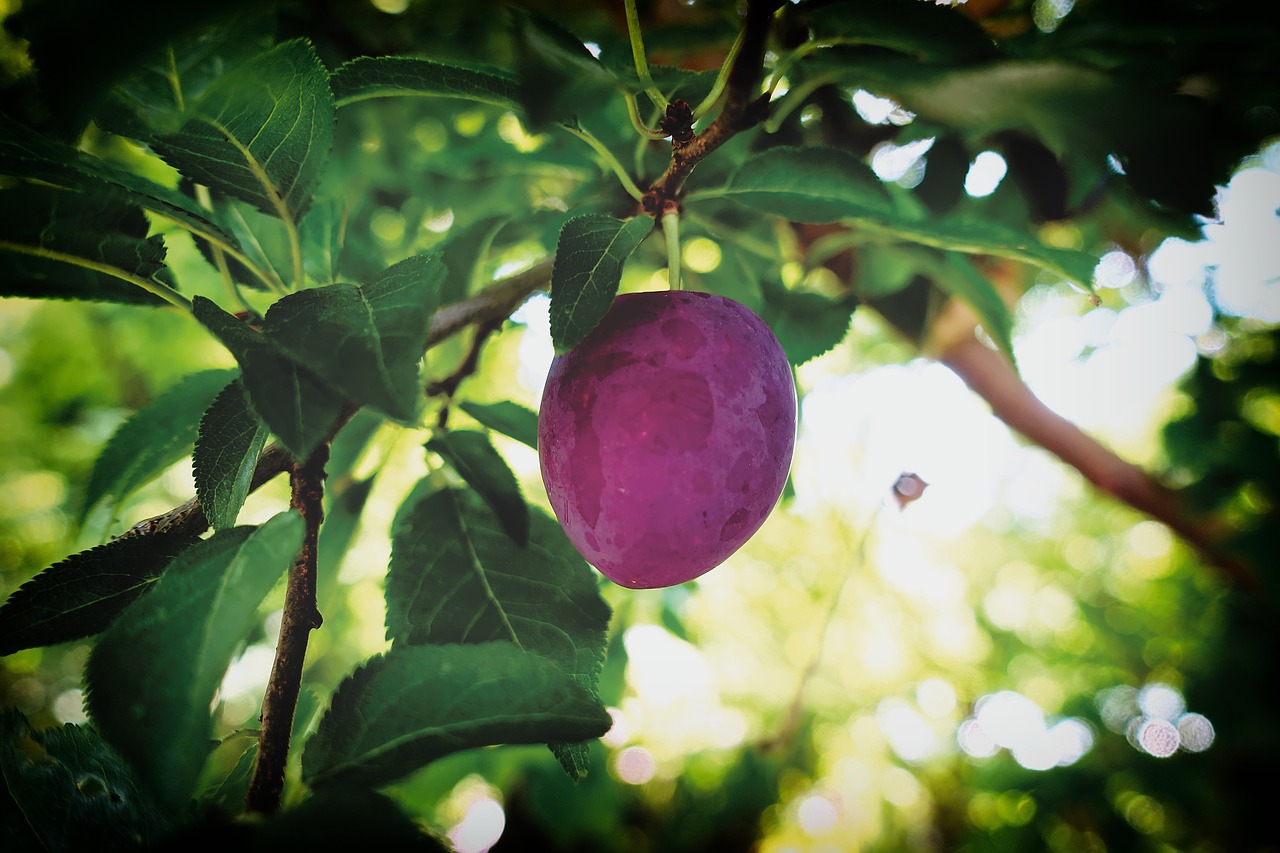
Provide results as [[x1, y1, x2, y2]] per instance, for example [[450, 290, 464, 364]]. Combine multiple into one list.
[[663, 207, 682, 291]]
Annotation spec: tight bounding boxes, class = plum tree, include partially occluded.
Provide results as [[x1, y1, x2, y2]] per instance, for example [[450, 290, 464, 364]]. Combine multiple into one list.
[[539, 291, 797, 588]]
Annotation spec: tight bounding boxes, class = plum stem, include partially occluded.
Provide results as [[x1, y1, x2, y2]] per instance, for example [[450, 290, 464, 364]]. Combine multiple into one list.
[[624, 0, 667, 110], [663, 207, 682, 291]]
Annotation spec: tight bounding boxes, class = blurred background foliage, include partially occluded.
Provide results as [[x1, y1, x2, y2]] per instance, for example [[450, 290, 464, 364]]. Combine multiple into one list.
[[1, 0, 1278, 850]]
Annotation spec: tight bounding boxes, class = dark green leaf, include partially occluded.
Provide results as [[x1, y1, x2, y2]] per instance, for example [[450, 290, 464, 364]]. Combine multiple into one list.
[[262, 253, 445, 421], [550, 214, 654, 352], [95, 10, 276, 138], [152, 39, 334, 220], [758, 280, 857, 366], [200, 741, 256, 814], [388, 487, 609, 667], [807, 1, 997, 63], [725, 147, 1098, 290], [0, 184, 168, 304], [85, 513, 303, 814], [194, 378, 269, 530], [331, 56, 520, 111], [549, 742, 593, 783], [0, 709, 167, 852], [387, 484, 610, 776], [82, 368, 237, 524], [426, 430, 529, 545], [256, 788, 446, 850], [458, 399, 540, 450], [511, 8, 617, 128], [722, 146, 893, 223], [302, 643, 611, 789], [191, 296, 348, 460], [0, 532, 200, 657]]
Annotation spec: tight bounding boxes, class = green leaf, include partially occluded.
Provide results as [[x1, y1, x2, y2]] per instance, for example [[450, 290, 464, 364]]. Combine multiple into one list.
[[426, 430, 529, 545], [0, 112, 236, 249], [0, 710, 167, 851], [300, 196, 346, 286], [458, 400, 539, 450], [725, 147, 1098, 290], [85, 513, 304, 814], [0, 532, 200, 657], [923, 252, 1018, 366], [722, 146, 894, 223], [387, 484, 610, 776], [191, 296, 348, 460], [194, 378, 269, 530], [550, 214, 654, 352], [807, 1, 997, 63], [0, 184, 169, 304], [261, 253, 445, 421], [302, 643, 611, 789], [330, 56, 520, 111], [255, 788, 447, 850], [200, 741, 257, 814], [511, 8, 618, 128], [439, 214, 509, 306], [152, 39, 334, 220], [81, 368, 237, 524], [95, 10, 276, 139], [388, 487, 609, 665], [758, 279, 857, 366]]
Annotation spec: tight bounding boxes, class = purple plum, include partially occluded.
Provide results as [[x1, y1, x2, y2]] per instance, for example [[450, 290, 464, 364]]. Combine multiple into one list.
[[538, 291, 796, 588]]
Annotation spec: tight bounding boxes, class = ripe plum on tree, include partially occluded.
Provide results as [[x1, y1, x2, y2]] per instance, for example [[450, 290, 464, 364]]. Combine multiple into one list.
[[539, 291, 796, 588]]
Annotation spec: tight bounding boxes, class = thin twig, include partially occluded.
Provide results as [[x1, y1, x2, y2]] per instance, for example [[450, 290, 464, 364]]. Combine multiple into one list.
[[113, 262, 554, 543], [641, 0, 783, 214], [245, 442, 329, 814]]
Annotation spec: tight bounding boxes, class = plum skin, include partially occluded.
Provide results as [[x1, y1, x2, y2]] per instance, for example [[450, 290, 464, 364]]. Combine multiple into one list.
[[538, 291, 796, 588]]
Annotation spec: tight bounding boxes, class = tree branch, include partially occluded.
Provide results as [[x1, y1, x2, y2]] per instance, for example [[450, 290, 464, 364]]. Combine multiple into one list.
[[938, 335, 1256, 587], [641, 0, 781, 213], [245, 442, 329, 814]]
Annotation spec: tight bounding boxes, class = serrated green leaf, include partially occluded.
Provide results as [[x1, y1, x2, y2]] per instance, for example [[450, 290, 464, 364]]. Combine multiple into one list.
[[722, 146, 894, 223], [426, 430, 529, 545], [0, 184, 169, 304], [725, 147, 1098, 290], [0, 532, 200, 656], [302, 643, 611, 789], [0, 112, 236, 250], [758, 279, 857, 366], [194, 378, 269, 530], [387, 485, 610, 774], [81, 368, 237, 524], [0, 709, 167, 851], [331, 56, 521, 111], [458, 400, 539, 450], [262, 253, 444, 421], [191, 296, 348, 460], [388, 487, 609, 666], [152, 39, 334, 221], [550, 214, 654, 352], [85, 513, 303, 813], [95, 10, 276, 139]]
